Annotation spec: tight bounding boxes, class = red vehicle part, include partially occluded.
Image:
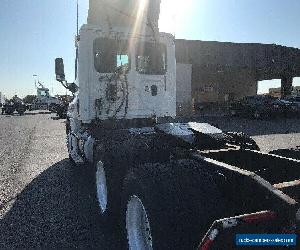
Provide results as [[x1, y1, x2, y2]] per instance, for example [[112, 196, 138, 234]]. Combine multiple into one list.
[[198, 210, 297, 250]]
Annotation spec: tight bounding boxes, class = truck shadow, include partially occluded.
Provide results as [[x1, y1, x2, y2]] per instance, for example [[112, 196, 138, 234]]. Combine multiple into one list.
[[0, 159, 123, 249]]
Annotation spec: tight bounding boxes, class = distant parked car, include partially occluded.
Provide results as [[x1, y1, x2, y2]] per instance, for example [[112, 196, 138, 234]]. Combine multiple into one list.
[[274, 99, 299, 117], [285, 96, 300, 109], [229, 95, 289, 119], [1, 95, 27, 115], [2, 101, 26, 115]]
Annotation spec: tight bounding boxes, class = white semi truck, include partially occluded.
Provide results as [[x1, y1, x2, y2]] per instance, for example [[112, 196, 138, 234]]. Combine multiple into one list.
[[55, 1, 300, 249], [30, 81, 62, 111]]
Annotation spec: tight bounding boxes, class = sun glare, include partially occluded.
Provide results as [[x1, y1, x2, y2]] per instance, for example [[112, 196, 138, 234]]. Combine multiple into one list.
[[131, 0, 148, 40], [159, 0, 194, 34], [137, 0, 148, 17]]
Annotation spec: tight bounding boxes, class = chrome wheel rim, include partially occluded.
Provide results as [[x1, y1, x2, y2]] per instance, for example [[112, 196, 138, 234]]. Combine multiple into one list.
[[126, 195, 153, 250], [95, 161, 107, 213]]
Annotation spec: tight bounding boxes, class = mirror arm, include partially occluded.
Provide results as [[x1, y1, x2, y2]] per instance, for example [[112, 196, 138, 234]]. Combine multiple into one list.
[[58, 79, 79, 95], [59, 80, 68, 89]]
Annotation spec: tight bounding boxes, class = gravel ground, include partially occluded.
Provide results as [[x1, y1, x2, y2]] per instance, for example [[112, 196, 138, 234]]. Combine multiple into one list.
[[0, 112, 299, 248]]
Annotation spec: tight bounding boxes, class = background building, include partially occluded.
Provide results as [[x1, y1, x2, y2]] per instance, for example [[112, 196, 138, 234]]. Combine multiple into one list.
[[175, 40, 300, 113]]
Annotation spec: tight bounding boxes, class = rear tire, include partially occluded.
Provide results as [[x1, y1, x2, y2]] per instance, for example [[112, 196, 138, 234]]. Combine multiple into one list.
[[92, 157, 132, 240], [92, 133, 170, 231], [121, 161, 231, 250]]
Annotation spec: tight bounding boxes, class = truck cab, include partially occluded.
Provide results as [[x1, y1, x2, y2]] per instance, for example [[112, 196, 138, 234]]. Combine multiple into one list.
[[76, 25, 176, 123]]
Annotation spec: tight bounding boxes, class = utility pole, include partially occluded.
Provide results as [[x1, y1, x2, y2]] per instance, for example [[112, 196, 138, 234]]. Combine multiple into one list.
[[75, 0, 79, 80], [77, 0, 79, 37], [33, 74, 38, 88]]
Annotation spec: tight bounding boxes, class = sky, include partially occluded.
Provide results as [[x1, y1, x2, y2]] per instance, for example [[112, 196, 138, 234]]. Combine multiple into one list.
[[0, 0, 300, 98]]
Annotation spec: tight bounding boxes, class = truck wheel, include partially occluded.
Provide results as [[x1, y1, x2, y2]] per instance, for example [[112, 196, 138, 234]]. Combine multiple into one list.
[[126, 195, 153, 250], [93, 157, 127, 235], [95, 161, 108, 214], [92, 136, 162, 229], [122, 161, 230, 250]]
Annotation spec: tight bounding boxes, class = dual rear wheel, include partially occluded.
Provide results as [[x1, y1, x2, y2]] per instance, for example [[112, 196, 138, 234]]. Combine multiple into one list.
[[94, 161, 153, 249], [94, 160, 229, 250]]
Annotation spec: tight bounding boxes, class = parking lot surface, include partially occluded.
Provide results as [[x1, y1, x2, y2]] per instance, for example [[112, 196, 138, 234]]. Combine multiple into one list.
[[0, 112, 122, 249]]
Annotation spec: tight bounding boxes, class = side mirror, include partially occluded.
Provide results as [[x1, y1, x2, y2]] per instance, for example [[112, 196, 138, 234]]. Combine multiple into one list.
[[68, 82, 79, 93], [55, 58, 65, 82]]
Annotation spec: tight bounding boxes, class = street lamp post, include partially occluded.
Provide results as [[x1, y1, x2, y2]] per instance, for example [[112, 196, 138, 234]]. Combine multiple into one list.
[[33, 74, 38, 88]]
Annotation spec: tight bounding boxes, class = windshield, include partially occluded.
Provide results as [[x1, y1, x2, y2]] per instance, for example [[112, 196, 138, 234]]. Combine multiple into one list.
[[136, 42, 167, 75], [37, 89, 49, 97], [93, 38, 130, 73]]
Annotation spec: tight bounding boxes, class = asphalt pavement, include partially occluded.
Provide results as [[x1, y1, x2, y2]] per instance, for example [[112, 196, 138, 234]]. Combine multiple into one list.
[[0, 112, 299, 248], [0, 112, 122, 249]]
